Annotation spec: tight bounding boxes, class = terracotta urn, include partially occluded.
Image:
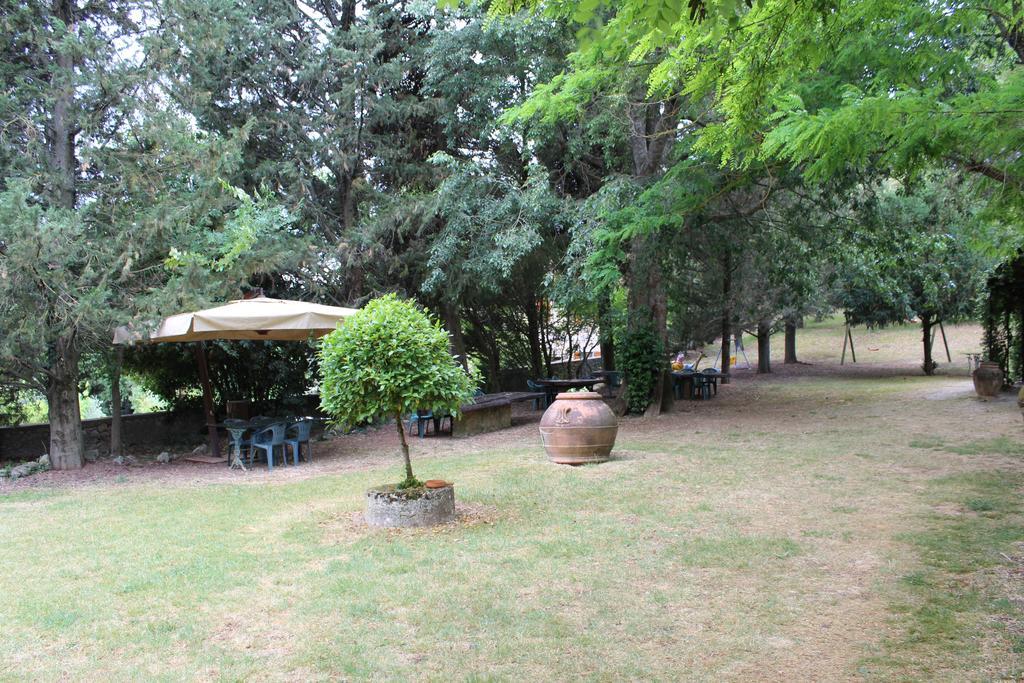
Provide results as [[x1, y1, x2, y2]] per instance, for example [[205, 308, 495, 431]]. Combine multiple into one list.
[[972, 361, 1003, 398], [539, 391, 618, 465]]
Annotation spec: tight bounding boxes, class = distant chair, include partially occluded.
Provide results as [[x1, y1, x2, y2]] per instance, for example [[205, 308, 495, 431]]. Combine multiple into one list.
[[407, 410, 434, 438], [432, 411, 453, 435], [526, 379, 544, 410], [251, 422, 287, 470], [285, 419, 313, 463], [700, 368, 720, 397], [578, 360, 594, 379]]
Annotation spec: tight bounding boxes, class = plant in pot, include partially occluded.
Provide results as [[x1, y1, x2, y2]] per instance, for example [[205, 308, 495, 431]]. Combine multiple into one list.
[[319, 294, 477, 527]]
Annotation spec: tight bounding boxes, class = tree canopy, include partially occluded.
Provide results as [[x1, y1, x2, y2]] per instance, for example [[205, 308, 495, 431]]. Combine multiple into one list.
[[319, 294, 477, 486]]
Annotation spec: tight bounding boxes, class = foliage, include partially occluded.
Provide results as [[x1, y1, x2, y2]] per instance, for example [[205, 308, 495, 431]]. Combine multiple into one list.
[[0, 0, 305, 467], [618, 317, 665, 414], [982, 250, 1024, 383], [124, 341, 316, 413], [319, 294, 477, 485], [830, 177, 988, 373], [494, 0, 1024, 227]]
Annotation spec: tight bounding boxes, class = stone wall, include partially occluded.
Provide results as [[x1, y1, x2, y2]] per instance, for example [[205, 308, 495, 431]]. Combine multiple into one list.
[[0, 410, 206, 462]]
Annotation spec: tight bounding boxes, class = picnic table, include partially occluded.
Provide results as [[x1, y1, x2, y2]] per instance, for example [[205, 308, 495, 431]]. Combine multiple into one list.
[[534, 378, 602, 407], [671, 370, 720, 400]]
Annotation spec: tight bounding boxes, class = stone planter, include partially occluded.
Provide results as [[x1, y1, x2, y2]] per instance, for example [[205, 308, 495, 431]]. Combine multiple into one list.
[[972, 361, 1003, 397], [539, 391, 618, 465], [365, 483, 455, 527]]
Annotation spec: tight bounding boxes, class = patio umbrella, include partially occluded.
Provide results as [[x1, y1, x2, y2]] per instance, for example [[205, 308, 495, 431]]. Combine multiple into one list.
[[113, 296, 358, 343], [113, 297, 357, 458]]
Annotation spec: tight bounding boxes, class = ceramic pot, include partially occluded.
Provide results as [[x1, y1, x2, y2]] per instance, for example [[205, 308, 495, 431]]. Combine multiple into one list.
[[972, 361, 1003, 398], [539, 391, 618, 465]]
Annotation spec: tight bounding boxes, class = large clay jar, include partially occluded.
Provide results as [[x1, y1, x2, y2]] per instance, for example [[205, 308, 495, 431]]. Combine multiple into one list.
[[539, 391, 618, 465], [972, 361, 1003, 398]]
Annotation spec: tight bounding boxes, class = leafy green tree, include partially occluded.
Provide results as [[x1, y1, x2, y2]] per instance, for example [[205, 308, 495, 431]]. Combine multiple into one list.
[[494, 0, 1024, 218], [319, 295, 477, 488], [832, 178, 988, 374], [159, 0, 451, 305], [0, 0, 300, 468]]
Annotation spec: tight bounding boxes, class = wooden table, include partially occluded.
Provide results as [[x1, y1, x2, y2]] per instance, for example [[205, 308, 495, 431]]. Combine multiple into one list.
[[534, 378, 602, 407]]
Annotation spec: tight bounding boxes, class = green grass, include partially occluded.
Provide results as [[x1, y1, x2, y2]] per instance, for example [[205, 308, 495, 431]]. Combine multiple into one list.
[[865, 471, 1024, 679], [0, 317, 1020, 679]]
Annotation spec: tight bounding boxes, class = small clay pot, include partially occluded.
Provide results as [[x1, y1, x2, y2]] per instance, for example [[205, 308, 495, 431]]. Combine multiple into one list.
[[424, 479, 450, 489], [972, 361, 1003, 398], [539, 391, 618, 465]]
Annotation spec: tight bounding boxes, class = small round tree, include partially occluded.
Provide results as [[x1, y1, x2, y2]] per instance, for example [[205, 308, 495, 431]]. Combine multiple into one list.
[[319, 294, 477, 489]]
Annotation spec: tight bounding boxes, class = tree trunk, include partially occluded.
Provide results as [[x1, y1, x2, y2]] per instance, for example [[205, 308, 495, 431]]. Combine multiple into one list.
[[44, 0, 83, 470], [525, 293, 544, 378], [784, 316, 799, 364], [539, 298, 553, 377], [485, 344, 501, 391], [921, 315, 936, 375], [395, 410, 414, 483], [442, 301, 468, 372], [194, 342, 220, 458], [110, 347, 123, 458], [628, 233, 668, 349], [627, 232, 669, 413], [597, 295, 616, 372], [47, 333, 83, 469], [719, 250, 733, 384], [757, 320, 772, 374], [48, 0, 77, 212]]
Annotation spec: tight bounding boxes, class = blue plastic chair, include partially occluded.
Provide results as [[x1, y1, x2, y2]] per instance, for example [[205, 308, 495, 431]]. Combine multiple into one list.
[[251, 422, 287, 470], [407, 410, 433, 438], [526, 379, 544, 410], [285, 419, 312, 463]]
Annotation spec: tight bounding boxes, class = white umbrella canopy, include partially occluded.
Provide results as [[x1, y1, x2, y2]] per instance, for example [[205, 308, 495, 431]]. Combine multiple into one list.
[[111, 296, 358, 462], [114, 296, 358, 344]]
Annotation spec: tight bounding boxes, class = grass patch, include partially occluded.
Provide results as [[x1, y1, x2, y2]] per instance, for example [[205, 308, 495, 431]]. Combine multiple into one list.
[[866, 470, 1024, 678], [665, 534, 802, 569], [944, 437, 1024, 457], [908, 436, 945, 450]]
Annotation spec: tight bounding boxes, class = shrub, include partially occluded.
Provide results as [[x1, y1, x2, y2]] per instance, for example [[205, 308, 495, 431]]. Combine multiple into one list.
[[319, 294, 477, 488], [619, 318, 664, 415]]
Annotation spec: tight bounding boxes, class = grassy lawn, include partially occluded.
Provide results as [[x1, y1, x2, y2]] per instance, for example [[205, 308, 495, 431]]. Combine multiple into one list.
[[1, 319, 1022, 680]]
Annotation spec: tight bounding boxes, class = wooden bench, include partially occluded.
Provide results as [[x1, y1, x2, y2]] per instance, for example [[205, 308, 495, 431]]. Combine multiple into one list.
[[488, 391, 545, 409], [452, 396, 512, 438]]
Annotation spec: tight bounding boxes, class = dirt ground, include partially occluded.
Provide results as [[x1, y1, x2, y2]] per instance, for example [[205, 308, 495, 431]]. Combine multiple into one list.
[[0, 352, 1006, 492]]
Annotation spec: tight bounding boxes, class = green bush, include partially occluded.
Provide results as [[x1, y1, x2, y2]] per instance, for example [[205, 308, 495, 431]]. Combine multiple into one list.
[[618, 318, 664, 415], [319, 294, 477, 488]]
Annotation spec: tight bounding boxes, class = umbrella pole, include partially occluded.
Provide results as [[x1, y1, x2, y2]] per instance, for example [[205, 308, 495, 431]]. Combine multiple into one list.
[[194, 341, 221, 458]]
